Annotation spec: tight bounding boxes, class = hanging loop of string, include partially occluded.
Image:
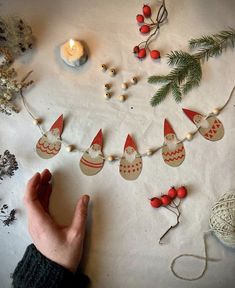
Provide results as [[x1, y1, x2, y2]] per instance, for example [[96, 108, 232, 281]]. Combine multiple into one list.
[[170, 230, 220, 281]]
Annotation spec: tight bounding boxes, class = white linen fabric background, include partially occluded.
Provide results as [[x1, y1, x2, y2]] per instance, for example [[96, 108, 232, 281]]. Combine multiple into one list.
[[0, 0, 235, 287]]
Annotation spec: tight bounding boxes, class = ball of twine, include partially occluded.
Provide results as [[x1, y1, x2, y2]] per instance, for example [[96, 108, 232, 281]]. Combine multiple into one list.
[[209, 190, 235, 248], [171, 190, 235, 281]]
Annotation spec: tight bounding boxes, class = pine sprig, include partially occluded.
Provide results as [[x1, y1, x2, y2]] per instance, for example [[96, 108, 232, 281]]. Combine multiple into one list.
[[150, 82, 172, 106], [148, 28, 235, 106], [148, 75, 170, 84]]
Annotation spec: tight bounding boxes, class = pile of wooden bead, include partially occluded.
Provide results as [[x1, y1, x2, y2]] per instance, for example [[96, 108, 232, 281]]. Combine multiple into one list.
[[100, 63, 138, 102]]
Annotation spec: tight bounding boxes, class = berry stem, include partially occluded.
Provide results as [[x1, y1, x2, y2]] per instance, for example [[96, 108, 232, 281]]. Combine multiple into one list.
[[149, 16, 155, 25], [172, 199, 181, 208], [159, 204, 181, 244], [164, 205, 179, 217], [159, 212, 180, 244]]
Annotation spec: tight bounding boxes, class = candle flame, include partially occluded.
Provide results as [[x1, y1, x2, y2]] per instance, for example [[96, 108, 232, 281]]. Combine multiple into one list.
[[69, 39, 75, 49]]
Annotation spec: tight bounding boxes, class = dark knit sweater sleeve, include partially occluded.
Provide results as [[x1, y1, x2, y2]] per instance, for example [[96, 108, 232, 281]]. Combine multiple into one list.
[[12, 244, 90, 288]]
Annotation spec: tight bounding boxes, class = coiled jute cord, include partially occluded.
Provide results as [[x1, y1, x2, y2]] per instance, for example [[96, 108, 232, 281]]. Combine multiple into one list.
[[170, 190, 235, 281]]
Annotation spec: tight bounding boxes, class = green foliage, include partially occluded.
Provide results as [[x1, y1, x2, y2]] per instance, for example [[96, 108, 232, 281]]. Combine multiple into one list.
[[148, 28, 235, 106], [150, 82, 172, 106]]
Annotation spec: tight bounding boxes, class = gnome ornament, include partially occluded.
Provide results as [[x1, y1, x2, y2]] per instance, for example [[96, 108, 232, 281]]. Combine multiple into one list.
[[36, 115, 63, 159], [119, 135, 142, 181], [162, 119, 185, 167], [80, 129, 105, 176], [183, 108, 224, 141]]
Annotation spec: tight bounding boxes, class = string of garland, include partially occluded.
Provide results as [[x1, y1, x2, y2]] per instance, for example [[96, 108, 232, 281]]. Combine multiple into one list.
[[20, 84, 235, 161], [148, 28, 235, 106]]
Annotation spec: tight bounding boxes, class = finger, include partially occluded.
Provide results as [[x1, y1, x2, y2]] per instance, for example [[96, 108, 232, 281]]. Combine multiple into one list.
[[70, 195, 90, 234], [40, 183, 52, 213], [40, 169, 52, 184], [24, 172, 41, 204], [24, 172, 50, 221], [37, 169, 52, 210]]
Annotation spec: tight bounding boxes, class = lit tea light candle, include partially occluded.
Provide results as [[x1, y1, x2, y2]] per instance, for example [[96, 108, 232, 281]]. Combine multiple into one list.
[[60, 38, 88, 68]]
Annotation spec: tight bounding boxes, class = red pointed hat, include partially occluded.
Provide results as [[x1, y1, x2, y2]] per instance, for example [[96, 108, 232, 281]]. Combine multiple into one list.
[[182, 108, 203, 123], [124, 134, 137, 151], [164, 119, 175, 136], [91, 129, 103, 147], [50, 114, 63, 135]]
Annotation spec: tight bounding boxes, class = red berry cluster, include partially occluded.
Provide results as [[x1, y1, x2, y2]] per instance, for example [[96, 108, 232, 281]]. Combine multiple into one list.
[[150, 186, 187, 208], [133, 2, 168, 60], [149, 186, 188, 244]]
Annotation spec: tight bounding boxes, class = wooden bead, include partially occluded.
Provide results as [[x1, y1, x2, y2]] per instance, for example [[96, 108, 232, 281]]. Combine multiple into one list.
[[104, 83, 110, 90], [186, 132, 193, 141], [109, 68, 116, 77], [118, 95, 126, 102], [131, 77, 138, 84], [146, 149, 153, 156], [101, 64, 107, 72], [33, 118, 41, 125], [212, 108, 220, 115], [122, 82, 128, 90], [104, 92, 111, 99], [107, 155, 114, 162], [66, 145, 73, 152]]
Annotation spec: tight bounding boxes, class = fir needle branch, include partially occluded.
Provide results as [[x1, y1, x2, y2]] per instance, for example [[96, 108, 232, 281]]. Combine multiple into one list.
[[150, 82, 172, 106], [171, 82, 182, 103], [149, 28, 235, 106], [148, 75, 171, 84]]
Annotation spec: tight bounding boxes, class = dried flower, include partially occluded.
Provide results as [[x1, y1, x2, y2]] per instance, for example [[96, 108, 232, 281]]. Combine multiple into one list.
[[0, 16, 33, 56], [0, 47, 13, 68], [0, 205, 17, 226], [0, 67, 33, 114], [0, 150, 18, 180]]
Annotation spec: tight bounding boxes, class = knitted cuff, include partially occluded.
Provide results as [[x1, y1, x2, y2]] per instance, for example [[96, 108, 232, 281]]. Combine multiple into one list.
[[12, 244, 90, 288]]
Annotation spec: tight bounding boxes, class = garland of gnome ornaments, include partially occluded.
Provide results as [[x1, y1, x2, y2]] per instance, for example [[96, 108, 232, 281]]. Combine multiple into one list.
[[20, 85, 234, 181]]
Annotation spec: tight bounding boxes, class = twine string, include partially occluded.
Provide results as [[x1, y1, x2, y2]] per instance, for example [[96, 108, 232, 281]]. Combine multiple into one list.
[[170, 230, 220, 281]]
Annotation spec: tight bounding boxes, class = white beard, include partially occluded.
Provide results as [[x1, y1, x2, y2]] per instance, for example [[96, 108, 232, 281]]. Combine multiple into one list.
[[88, 147, 101, 159], [45, 131, 60, 144], [124, 150, 137, 163], [166, 138, 178, 151], [195, 118, 209, 129]]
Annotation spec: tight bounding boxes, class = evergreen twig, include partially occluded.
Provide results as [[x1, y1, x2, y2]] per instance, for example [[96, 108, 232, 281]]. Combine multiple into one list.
[[148, 28, 235, 106]]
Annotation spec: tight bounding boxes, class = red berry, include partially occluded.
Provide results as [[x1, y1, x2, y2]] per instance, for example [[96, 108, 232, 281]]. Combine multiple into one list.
[[150, 50, 161, 59], [143, 5, 151, 18], [161, 195, 172, 206], [133, 46, 139, 54], [177, 186, 187, 198], [137, 48, 146, 59], [150, 197, 162, 208], [168, 187, 177, 199], [136, 14, 144, 23], [139, 25, 150, 34]]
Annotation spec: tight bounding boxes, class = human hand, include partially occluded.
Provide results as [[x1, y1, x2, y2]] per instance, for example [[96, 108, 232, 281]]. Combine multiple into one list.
[[23, 169, 90, 273]]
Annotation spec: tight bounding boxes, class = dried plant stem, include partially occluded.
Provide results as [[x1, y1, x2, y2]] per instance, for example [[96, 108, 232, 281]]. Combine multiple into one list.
[[159, 200, 181, 244]]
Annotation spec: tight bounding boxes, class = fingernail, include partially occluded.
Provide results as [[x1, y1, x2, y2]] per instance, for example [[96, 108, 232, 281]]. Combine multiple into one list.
[[32, 172, 40, 180], [83, 195, 90, 206]]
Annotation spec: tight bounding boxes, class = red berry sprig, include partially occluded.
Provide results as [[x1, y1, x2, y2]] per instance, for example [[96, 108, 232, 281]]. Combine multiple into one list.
[[149, 185, 188, 244], [133, 1, 168, 60]]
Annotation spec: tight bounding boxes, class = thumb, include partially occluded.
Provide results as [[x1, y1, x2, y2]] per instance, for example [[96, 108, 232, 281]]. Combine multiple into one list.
[[71, 195, 90, 234]]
